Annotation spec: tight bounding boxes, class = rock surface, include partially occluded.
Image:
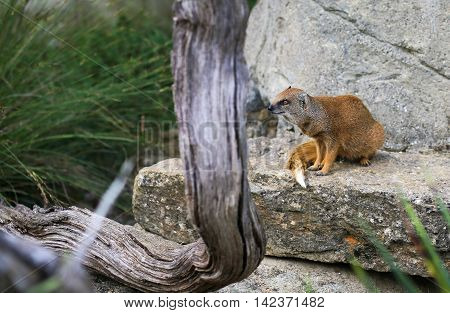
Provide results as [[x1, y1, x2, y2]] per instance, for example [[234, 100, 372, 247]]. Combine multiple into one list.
[[219, 257, 435, 293], [133, 135, 449, 277], [92, 256, 437, 293], [244, 0, 449, 151], [246, 109, 278, 139]]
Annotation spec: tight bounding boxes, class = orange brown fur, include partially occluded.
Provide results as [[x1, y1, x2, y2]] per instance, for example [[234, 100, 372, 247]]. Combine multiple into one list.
[[270, 87, 384, 181]]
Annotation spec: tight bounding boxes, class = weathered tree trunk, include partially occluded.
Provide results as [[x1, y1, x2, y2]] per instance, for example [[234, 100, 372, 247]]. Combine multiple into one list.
[[171, 0, 265, 282], [0, 0, 265, 292]]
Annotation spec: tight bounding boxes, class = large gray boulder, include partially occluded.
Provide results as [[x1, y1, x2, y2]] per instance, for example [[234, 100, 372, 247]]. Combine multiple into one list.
[[133, 136, 449, 277], [244, 0, 449, 151]]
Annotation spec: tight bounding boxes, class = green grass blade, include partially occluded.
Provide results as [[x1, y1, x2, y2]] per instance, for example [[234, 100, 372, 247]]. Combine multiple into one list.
[[436, 197, 450, 227], [358, 219, 420, 293], [349, 257, 379, 293], [401, 198, 450, 292]]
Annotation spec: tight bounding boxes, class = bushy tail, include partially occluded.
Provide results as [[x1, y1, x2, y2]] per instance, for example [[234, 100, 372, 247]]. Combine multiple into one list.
[[286, 141, 317, 188]]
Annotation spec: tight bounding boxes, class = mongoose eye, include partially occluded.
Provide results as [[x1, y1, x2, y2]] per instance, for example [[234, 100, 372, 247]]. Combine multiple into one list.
[[282, 99, 289, 105]]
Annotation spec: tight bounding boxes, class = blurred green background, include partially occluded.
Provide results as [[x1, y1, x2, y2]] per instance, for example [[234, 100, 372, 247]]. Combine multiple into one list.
[[0, 0, 256, 218], [0, 0, 175, 217]]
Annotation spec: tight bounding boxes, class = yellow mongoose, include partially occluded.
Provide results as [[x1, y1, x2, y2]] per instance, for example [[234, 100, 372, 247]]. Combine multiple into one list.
[[268, 87, 384, 188]]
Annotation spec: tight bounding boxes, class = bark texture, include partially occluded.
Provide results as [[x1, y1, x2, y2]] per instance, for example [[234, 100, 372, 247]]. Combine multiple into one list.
[[171, 0, 266, 282], [0, 0, 265, 292]]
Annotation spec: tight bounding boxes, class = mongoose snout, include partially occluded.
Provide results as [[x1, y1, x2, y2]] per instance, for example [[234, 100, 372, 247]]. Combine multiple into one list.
[[267, 102, 285, 114]]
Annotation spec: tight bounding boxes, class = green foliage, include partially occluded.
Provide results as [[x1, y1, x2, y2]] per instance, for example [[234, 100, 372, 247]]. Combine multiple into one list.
[[402, 198, 450, 292], [353, 197, 450, 293], [248, 0, 258, 9], [349, 257, 379, 293], [359, 219, 420, 293], [0, 0, 175, 210], [436, 196, 450, 226], [303, 277, 315, 293], [27, 277, 61, 293]]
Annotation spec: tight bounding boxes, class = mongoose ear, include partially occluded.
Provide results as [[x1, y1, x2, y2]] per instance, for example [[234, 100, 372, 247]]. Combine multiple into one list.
[[298, 92, 311, 108]]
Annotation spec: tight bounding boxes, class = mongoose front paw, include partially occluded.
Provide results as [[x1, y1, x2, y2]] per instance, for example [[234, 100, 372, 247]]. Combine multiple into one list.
[[315, 170, 329, 176], [308, 164, 322, 171]]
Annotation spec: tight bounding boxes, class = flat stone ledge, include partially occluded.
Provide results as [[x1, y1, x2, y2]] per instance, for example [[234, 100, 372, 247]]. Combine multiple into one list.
[[132, 138, 449, 277]]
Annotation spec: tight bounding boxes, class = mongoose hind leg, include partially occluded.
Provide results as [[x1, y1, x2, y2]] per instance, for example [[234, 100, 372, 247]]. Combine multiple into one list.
[[359, 157, 371, 166], [359, 151, 376, 166]]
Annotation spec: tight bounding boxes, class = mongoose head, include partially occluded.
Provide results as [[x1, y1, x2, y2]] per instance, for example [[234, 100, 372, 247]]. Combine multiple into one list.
[[268, 86, 314, 129]]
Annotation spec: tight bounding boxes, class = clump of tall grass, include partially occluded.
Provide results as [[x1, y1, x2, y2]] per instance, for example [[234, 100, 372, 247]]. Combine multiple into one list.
[[0, 0, 175, 211], [352, 196, 449, 293]]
